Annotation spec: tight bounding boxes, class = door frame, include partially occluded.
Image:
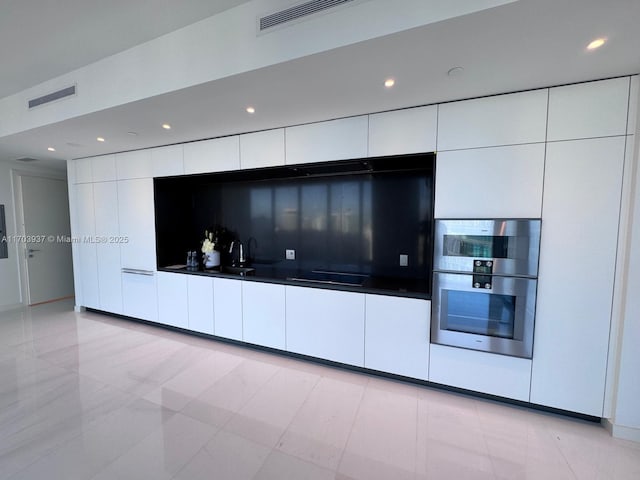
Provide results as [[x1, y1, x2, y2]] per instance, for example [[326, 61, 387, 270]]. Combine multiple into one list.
[[11, 168, 69, 306]]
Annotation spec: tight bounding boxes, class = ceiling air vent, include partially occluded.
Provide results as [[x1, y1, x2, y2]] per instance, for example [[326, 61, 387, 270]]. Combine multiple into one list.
[[15, 157, 39, 162], [28, 85, 76, 109], [259, 0, 356, 31]]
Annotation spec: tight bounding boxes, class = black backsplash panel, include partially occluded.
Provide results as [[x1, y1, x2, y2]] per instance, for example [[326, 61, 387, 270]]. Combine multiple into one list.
[[155, 153, 435, 293]]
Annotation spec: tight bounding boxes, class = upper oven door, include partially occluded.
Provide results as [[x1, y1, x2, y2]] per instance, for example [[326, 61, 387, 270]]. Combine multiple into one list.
[[434, 219, 540, 277]]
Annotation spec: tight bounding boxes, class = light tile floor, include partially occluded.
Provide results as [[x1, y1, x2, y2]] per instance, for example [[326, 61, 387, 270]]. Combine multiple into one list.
[[0, 300, 638, 479]]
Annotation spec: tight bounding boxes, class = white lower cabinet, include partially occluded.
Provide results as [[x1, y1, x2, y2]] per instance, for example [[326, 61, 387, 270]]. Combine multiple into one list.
[[213, 278, 243, 341], [364, 295, 430, 380], [286, 286, 365, 367], [157, 272, 188, 329], [429, 344, 532, 401], [242, 282, 285, 350], [121, 271, 158, 322], [187, 276, 214, 335]]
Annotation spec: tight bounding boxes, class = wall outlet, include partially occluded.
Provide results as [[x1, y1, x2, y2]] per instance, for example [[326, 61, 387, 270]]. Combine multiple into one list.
[[286, 249, 296, 260], [399, 254, 408, 267]]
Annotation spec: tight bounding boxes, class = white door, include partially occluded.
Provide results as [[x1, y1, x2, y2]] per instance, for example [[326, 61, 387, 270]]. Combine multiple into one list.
[[20, 174, 74, 305]]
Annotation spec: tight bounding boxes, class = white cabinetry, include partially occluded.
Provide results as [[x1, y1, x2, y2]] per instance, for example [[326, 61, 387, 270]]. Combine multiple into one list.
[[364, 295, 430, 380], [152, 145, 184, 177], [368, 106, 437, 156], [187, 275, 214, 334], [75, 158, 93, 183], [531, 136, 626, 416], [183, 136, 240, 174], [240, 129, 285, 169], [91, 155, 117, 182], [93, 182, 122, 314], [547, 77, 630, 141], [429, 344, 532, 401], [157, 272, 189, 329], [435, 143, 545, 218], [116, 150, 153, 180], [437, 89, 548, 150], [117, 178, 156, 272], [75, 183, 99, 309], [286, 286, 365, 366], [121, 270, 158, 322], [285, 116, 368, 165], [213, 278, 243, 341], [242, 282, 286, 350]]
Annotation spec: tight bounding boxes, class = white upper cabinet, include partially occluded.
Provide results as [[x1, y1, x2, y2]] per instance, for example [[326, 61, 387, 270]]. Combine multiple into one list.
[[286, 286, 365, 367], [242, 282, 286, 350], [116, 150, 153, 179], [91, 155, 117, 182], [285, 116, 368, 165], [152, 145, 184, 177], [437, 89, 548, 150], [628, 75, 638, 135], [368, 106, 437, 156], [364, 295, 430, 380], [547, 77, 630, 141], [183, 136, 240, 174], [117, 178, 156, 272], [240, 129, 285, 169], [531, 136, 626, 417], [75, 158, 93, 184], [435, 143, 545, 218]]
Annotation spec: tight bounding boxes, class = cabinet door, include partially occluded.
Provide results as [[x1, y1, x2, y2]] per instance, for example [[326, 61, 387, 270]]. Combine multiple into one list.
[[240, 129, 285, 169], [91, 154, 117, 182], [437, 89, 548, 150], [286, 286, 365, 366], [117, 178, 156, 272], [152, 145, 184, 177], [429, 344, 532, 402], [368, 106, 437, 157], [93, 182, 122, 314], [75, 158, 93, 184], [157, 272, 188, 329], [121, 270, 158, 322], [242, 282, 285, 350], [435, 143, 545, 218], [547, 77, 630, 141], [531, 136, 625, 416], [285, 116, 368, 165], [183, 136, 240, 174], [187, 275, 214, 335], [116, 150, 153, 180], [364, 295, 430, 380], [75, 183, 99, 308], [213, 278, 243, 341]]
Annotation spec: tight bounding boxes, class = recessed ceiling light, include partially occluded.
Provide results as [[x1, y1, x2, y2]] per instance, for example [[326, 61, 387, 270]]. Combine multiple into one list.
[[447, 66, 464, 77], [96, 137, 105, 142], [47, 147, 56, 152], [162, 123, 171, 130], [384, 78, 395, 88], [246, 106, 256, 114], [587, 37, 606, 50]]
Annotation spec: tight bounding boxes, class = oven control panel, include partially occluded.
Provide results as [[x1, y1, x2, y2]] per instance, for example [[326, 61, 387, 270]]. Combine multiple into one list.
[[472, 260, 493, 288]]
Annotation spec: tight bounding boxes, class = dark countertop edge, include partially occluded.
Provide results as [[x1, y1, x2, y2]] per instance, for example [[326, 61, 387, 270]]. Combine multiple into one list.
[[157, 267, 431, 300]]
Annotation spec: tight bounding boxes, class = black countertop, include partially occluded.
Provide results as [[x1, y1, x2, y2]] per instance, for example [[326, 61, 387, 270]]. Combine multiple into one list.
[[158, 263, 430, 300]]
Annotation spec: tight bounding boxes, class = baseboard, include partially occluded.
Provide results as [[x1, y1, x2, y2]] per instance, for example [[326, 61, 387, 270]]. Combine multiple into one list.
[[602, 418, 640, 442], [0, 302, 24, 312]]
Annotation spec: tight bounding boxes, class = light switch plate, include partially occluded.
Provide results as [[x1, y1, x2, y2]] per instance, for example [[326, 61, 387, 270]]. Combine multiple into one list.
[[286, 249, 296, 260], [399, 254, 408, 266]]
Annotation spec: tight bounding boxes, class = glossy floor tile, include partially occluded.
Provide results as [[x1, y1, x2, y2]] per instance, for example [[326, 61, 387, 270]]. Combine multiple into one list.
[[0, 300, 639, 479]]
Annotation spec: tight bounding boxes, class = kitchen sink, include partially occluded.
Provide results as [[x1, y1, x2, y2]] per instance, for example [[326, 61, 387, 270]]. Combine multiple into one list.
[[220, 266, 256, 276]]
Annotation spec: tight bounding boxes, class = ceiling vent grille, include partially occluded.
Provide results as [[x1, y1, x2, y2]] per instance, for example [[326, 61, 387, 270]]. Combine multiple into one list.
[[259, 0, 356, 31], [28, 85, 76, 109]]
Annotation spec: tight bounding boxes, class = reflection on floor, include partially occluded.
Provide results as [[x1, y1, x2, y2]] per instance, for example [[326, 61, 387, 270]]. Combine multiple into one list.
[[0, 299, 638, 479]]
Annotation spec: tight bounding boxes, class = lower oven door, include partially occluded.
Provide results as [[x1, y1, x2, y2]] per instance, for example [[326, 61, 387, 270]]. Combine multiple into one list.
[[431, 272, 537, 358]]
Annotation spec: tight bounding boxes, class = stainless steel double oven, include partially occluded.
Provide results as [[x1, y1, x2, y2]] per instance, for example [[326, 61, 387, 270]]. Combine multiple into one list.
[[431, 219, 541, 358]]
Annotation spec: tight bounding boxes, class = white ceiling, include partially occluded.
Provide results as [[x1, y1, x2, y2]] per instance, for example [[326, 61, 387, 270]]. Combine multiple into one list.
[[1, 0, 639, 168]]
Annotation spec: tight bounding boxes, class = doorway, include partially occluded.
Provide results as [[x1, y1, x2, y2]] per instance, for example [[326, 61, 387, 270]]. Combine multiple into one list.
[[13, 171, 74, 305]]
